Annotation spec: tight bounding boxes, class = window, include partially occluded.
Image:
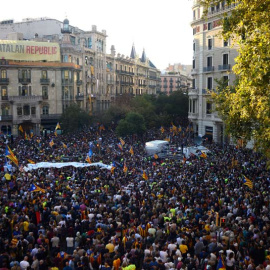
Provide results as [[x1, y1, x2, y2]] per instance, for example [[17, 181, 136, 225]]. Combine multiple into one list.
[[1, 86, 8, 100], [208, 22, 213, 30], [193, 59, 196, 69], [88, 37, 92, 48], [223, 40, 228, 47], [223, 54, 229, 65], [189, 99, 192, 113], [31, 107, 36, 115], [23, 105, 30, 115], [207, 77, 213, 89], [2, 106, 9, 116], [17, 107, 22, 116], [42, 86, 48, 99], [223, 75, 229, 86], [193, 10, 196, 20], [192, 79, 196, 89], [41, 70, 47, 79], [1, 70, 7, 78], [206, 102, 212, 114], [221, 1, 225, 9], [205, 126, 213, 135], [63, 55, 68, 62], [193, 42, 196, 52], [208, 39, 213, 50], [42, 106, 49, 115], [193, 100, 196, 113], [207, 56, 212, 67], [70, 36, 75, 45]]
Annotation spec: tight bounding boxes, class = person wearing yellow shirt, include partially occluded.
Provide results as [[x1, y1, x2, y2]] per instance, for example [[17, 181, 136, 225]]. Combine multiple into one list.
[[105, 241, 115, 253], [122, 262, 136, 270], [23, 219, 29, 234], [179, 240, 188, 259]]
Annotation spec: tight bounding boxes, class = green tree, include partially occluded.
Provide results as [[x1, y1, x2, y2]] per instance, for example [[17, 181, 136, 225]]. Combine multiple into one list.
[[60, 103, 92, 133], [131, 94, 159, 128], [116, 112, 146, 137], [200, 0, 270, 156]]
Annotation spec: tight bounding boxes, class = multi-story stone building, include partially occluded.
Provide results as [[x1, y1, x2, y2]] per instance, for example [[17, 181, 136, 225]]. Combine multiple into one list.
[[189, 0, 238, 143], [0, 18, 160, 135], [160, 73, 191, 95]]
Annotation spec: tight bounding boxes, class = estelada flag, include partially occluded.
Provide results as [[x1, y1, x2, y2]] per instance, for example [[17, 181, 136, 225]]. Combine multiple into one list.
[[142, 170, 148, 180], [129, 147, 134, 155]]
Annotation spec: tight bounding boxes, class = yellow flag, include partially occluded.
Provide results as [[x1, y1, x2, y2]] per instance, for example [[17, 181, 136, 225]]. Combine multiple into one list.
[[120, 138, 125, 146], [154, 154, 159, 159], [85, 155, 91, 164], [142, 170, 148, 180], [19, 125, 24, 133], [123, 163, 128, 173], [28, 159, 35, 164], [129, 147, 134, 155]]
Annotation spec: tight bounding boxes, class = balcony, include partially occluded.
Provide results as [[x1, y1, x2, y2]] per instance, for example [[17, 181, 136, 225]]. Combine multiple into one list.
[[62, 79, 73, 84], [188, 88, 199, 96], [0, 78, 9, 85], [149, 85, 156, 89], [149, 76, 157, 80], [202, 89, 212, 95], [9, 95, 43, 103], [76, 94, 84, 100], [76, 80, 83, 85], [191, 69, 198, 75], [42, 95, 48, 100], [18, 78, 31, 84], [41, 114, 62, 120], [218, 64, 231, 71], [40, 78, 50, 85], [203, 66, 215, 73], [0, 115, 12, 121], [17, 114, 37, 121], [107, 80, 114, 84], [1, 96, 8, 100]]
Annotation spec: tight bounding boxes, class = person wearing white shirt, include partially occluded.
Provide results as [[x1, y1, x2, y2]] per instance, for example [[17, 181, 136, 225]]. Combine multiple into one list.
[[20, 256, 30, 270]]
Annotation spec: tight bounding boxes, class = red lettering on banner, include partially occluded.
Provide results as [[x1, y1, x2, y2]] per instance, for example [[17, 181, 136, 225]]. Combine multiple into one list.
[[31, 46, 35, 54], [52, 47, 57, 54], [44, 47, 47, 54], [26, 46, 31, 53]]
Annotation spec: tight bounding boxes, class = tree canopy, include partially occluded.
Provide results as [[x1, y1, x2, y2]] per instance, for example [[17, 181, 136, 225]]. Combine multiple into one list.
[[99, 91, 189, 131], [200, 0, 270, 156], [116, 112, 146, 137], [60, 103, 92, 133]]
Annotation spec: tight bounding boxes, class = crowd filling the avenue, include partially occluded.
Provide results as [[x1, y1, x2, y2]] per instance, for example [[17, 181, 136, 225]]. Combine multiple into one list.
[[0, 125, 269, 270]]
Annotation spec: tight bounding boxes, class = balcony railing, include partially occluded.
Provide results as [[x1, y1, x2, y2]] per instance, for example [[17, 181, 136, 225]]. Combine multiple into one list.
[[76, 80, 83, 85], [1, 115, 12, 121], [40, 78, 50, 85], [1, 96, 8, 100], [18, 78, 31, 84], [218, 64, 231, 71], [203, 66, 215, 72], [9, 95, 43, 102], [107, 80, 114, 84], [76, 94, 84, 100], [62, 79, 73, 84], [41, 114, 62, 120], [0, 78, 9, 85], [191, 69, 198, 74], [188, 88, 199, 95]]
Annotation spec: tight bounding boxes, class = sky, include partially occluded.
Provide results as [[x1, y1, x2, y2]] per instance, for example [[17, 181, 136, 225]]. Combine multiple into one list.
[[2, 0, 194, 71]]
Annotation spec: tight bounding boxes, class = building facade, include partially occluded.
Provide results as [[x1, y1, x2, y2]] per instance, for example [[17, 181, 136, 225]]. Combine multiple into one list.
[[189, 0, 238, 143], [0, 18, 160, 135], [160, 73, 191, 95]]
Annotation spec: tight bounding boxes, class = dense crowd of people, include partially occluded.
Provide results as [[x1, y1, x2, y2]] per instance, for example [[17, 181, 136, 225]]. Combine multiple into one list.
[[0, 125, 269, 270]]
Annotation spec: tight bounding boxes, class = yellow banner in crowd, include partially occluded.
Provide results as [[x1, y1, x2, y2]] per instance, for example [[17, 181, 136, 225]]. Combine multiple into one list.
[[0, 40, 60, 62]]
